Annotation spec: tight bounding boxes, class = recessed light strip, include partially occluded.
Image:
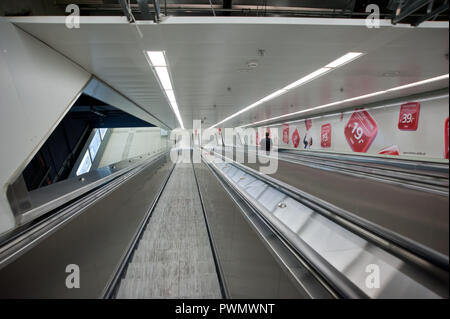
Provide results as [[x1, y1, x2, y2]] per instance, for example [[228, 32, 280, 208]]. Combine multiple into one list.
[[147, 51, 166, 67], [209, 52, 364, 129], [325, 52, 364, 68], [241, 74, 449, 128], [282, 67, 332, 91], [146, 51, 184, 129]]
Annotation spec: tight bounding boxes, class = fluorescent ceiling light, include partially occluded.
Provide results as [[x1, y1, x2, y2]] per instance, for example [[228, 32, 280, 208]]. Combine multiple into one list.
[[283, 68, 331, 90], [155, 67, 173, 90], [210, 52, 363, 129], [166, 90, 176, 102], [325, 52, 363, 68], [387, 74, 449, 91], [241, 73, 449, 128], [339, 91, 386, 103], [145, 50, 184, 129], [258, 89, 287, 103], [147, 51, 166, 67], [169, 100, 184, 128]]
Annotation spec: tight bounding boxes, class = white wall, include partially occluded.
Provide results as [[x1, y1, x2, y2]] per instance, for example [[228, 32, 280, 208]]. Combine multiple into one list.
[[0, 18, 91, 234], [96, 127, 168, 168], [263, 92, 449, 161], [84, 78, 171, 131]]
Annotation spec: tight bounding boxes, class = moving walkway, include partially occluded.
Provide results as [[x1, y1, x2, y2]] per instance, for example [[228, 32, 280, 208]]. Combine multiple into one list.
[[214, 145, 449, 258], [115, 163, 222, 299], [201, 148, 448, 298], [277, 148, 449, 195], [0, 147, 447, 298]]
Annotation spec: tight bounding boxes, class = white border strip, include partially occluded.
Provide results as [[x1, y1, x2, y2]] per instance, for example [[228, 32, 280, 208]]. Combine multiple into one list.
[[7, 16, 449, 29]]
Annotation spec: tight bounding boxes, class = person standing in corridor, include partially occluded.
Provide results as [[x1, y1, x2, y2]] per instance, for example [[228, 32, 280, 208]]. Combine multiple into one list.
[[260, 132, 272, 154]]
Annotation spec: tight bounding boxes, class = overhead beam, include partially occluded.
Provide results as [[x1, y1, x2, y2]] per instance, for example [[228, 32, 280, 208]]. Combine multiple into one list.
[[223, 0, 232, 16], [118, 0, 133, 22], [137, 0, 152, 20], [392, 0, 434, 24], [413, 0, 449, 26]]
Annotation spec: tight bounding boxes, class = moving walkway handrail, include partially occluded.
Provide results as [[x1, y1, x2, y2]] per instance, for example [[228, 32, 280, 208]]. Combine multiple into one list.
[[224, 145, 448, 196], [0, 151, 170, 270], [9, 149, 169, 228], [278, 148, 449, 177], [207, 148, 449, 271], [279, 151, 449, 182], [277, 151, 448, 195]]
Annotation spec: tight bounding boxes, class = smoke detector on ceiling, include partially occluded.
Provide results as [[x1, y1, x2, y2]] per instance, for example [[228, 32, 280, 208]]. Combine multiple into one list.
[[247, 60, 259, 69]]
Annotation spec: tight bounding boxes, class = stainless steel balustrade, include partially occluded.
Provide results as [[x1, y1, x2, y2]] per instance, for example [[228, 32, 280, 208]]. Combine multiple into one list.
[[194, 157, 321, 298], [277, 148, 449, 195], [209, 145, 449, 257], [6, 148, 169, 230], [0, 144, 446, 298], [279, 148, 449, 177], [200, 150, 449, 298], [0, 151, 173, 298]]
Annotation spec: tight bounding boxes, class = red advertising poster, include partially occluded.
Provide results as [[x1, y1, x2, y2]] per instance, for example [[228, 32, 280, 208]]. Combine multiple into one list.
[[445, 117, 449, 159], [282, 124, 289, 144], [344, 110, 378, 153], [256, 131, 259, 145], [305, 119, 312, 131], [398, 102, 420, 131], [194, 129, 197, 136], [292, 128, 300, 148], [321, 123, 332, 148], [378, 145, 400, 156]]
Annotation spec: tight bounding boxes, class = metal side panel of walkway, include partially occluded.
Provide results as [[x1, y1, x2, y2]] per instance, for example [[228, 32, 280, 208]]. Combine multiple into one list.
[[116, 163, 222, 299]]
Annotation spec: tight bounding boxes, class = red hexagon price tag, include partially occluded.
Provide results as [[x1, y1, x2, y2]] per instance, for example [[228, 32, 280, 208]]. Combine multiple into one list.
[[292, 128, 300, 148], [398, 102, 420, 131], [321, 123, 332, 148], [344, 110, 378, 153], [282, 124, 289, 144]]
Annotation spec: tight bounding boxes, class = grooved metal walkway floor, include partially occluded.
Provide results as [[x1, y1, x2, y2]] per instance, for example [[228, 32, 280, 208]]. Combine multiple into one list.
[[116, 163, 222, 298]]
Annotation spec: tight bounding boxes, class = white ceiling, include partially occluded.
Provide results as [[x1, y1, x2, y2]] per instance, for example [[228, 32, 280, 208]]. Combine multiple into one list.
[[10, 16, 449, 129]]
